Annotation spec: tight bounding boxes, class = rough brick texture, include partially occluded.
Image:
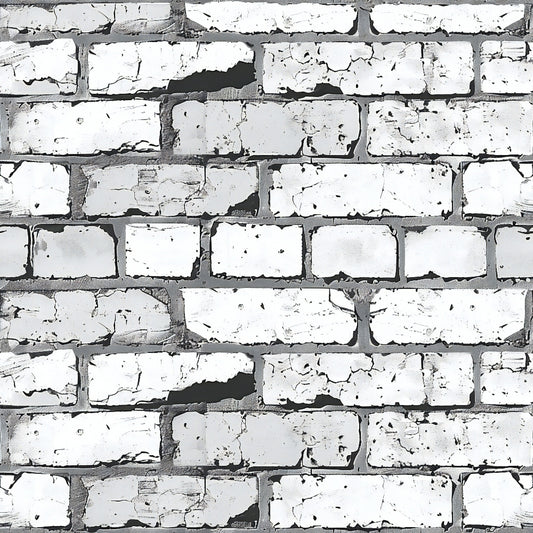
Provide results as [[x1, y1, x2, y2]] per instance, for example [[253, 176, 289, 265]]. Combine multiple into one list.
[[0, 1, 530, 531]]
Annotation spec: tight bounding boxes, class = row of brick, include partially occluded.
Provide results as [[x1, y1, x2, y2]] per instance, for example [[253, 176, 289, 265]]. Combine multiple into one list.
[[0, 471, 527, 529], [1, 349, 528, 407], [2, 222, 532, 280], [0, 288, 527, 346]]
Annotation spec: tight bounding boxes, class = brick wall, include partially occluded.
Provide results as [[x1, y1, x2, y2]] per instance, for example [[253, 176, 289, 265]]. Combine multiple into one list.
[[0, 0, 530, 530]]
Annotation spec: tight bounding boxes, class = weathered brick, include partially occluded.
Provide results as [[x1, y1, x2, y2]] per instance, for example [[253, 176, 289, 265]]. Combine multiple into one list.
[[211, 223, 303, 277], [404, 226, 487, 279], [496, 225, 533, 278], [270, 163, 452, 217], [369, 289, 526, 344], [263, 42, 473, 95], [89, 352, 253, 405], [0, 226, 28, 278], [89, 42, 253, 94], [186, 2, 357, 33], [311, 225, 397, 279], [271, 475, 452, 528], [9, 412, 160, 466], [83, 476, 257, 528], [0, 349, 77, 406], [0, 289, 173, 347], [0, 473, 69, 527], [173, 411, 359, 467], [33, 225, 116, 279], [10, 101, 160, 155], [125, 223, 200, 278], [183, 288, 356, 344], [368, 100, 533, 156], [262, 352, 473, 406], [367, 411, 532, 467], [172, 100, 359, 156]]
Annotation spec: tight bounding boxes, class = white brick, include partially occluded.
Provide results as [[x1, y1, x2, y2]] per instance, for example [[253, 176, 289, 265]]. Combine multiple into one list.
[[481, 351, 533, 405], [0, 226, 28, 278], [0, 3, 176, 35], [33, 226, 116, 279], [463, 472, 533, 527], [463, 160, 527, 216], [263, 41, 472, 95], [0, 40, 76, 95], [89, 352, 253, 406], [312, 225, 397, 279], [9, 412, 160, 466], [173, 411, 359, 467], [404, 226, 486, 278], [368, 100, 533, 156], [271, 163, 452, 217], [0, 162, 69, 216], [0, 474, 69, 527], [10, 101, 160, 155], [369, 289, 526, 344], [271, 475, 452, 528], [173, 100, 359, 156], [83, 476, 257, 528], [186, 2, 357, 33], [183, 288, 356, 344], [89, 42, 253, 94], [367, 411, 532, 467], [125, 223, 199, 278], [263, 352, 473, 406], [370, 4, 525, 33], [0, 289, 173, 347], [481, 41, 533, 93], [211, 223, 303, 277], [82, 164, 257, 217], [496, 225, 533, 278], [0, 349, 76, 406]]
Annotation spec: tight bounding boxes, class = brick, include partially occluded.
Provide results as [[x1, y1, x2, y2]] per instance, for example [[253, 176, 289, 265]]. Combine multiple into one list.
[[367, 411, 532, 467], [183, 288, 356, 344], [0, 289, 173, 347], [185, 2, 357, 33], [33, 225, 116, 279], [9, 412, 160, 466], [0, 3, 176, 35], [211, 223, 303, 277], [496, 225, 533, 278], [270, 163, 452, 217], [404, 226, 487, 279], [369, 4, 526, 34], [368, 100, 533, 156], [88, 352, 253, 406], [462, 160, 527, 216], [83, 476, 257, 528], [311, 225, 397, 279], [173, 411, 359, 467], [270, 475, 452, 528], [369, 289, 526, 344], [463, 472, 533, 527], [0, 473, 69, 527], [480, 351, 533, 405], [10, 101, 160, 155], [0, 349, 77, 406], [262, 352, 473, 406], [0, 226, 28, 278], [172, 100, 359, 156], [82, 163, 257, 217], [0, 162, 69, 216], [125, 223, 200, 278], [89, 42, 253, 94], [263, 42, 473, 95], [0, 40, 76, 95], [481, 41, 533, 93]]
